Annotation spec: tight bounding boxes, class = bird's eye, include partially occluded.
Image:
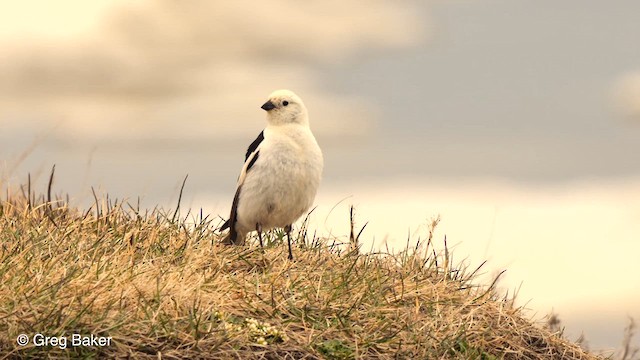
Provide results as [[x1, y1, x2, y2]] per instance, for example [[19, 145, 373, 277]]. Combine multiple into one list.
[[283, 101, 289, 106]]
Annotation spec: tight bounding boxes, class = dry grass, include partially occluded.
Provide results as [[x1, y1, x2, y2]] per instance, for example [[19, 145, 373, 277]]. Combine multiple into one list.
[[0, 184, 603, 359]]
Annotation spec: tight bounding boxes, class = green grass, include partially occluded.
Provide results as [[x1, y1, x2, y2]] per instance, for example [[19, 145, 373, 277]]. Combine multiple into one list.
[[0, 184, 603, 359]]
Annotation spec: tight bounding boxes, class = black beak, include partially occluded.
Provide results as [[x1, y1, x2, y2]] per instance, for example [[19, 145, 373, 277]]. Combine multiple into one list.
[[261, 100, 276, 111]]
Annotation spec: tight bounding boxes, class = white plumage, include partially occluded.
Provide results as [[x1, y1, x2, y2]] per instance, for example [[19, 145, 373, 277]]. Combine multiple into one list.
[[220, 89, 323, 259]]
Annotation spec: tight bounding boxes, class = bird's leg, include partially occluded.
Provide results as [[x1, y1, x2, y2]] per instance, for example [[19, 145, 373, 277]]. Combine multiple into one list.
[[256, 223, 263, 248], [285, 224, 293, 260]]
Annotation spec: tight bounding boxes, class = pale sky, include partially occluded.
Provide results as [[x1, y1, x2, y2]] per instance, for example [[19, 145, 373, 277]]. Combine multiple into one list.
[[1, 0, 639, 352], [0, 0, 116, 42]]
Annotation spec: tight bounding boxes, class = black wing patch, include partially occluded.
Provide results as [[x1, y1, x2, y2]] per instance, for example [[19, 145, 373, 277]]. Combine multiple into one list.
[[220, 150, 258, 237], [219, 218, 230, 231], [226, 184, 242, 242], [247, 150, 260, 172], [222, 150, 259, 235], [245, 131, 264, 161], [221, 131, 263, 239]]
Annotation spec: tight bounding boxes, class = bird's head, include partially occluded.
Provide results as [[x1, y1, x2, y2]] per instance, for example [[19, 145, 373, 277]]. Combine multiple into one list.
[[261, 89, 308, 126]]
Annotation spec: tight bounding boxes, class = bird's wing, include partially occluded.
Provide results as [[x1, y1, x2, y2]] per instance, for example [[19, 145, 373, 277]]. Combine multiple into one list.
[[237, 131, 263, 186], [220, 184, 242, 235], [220, 131, 265, 233], [245, 130, 264, 161]]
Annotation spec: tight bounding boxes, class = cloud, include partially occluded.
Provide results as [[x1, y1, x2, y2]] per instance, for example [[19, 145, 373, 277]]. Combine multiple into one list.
[[0, 0, 428, 143]]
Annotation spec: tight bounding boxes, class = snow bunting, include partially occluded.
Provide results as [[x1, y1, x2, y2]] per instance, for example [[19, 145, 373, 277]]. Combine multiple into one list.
[[220, 89, 323, 260]]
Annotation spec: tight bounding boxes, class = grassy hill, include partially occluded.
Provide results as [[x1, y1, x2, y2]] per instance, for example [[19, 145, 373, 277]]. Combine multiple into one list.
[[0, 186, 602, 359]]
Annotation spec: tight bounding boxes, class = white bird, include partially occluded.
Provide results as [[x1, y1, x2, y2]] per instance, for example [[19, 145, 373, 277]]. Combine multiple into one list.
[[220, 89, 323, 260]]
